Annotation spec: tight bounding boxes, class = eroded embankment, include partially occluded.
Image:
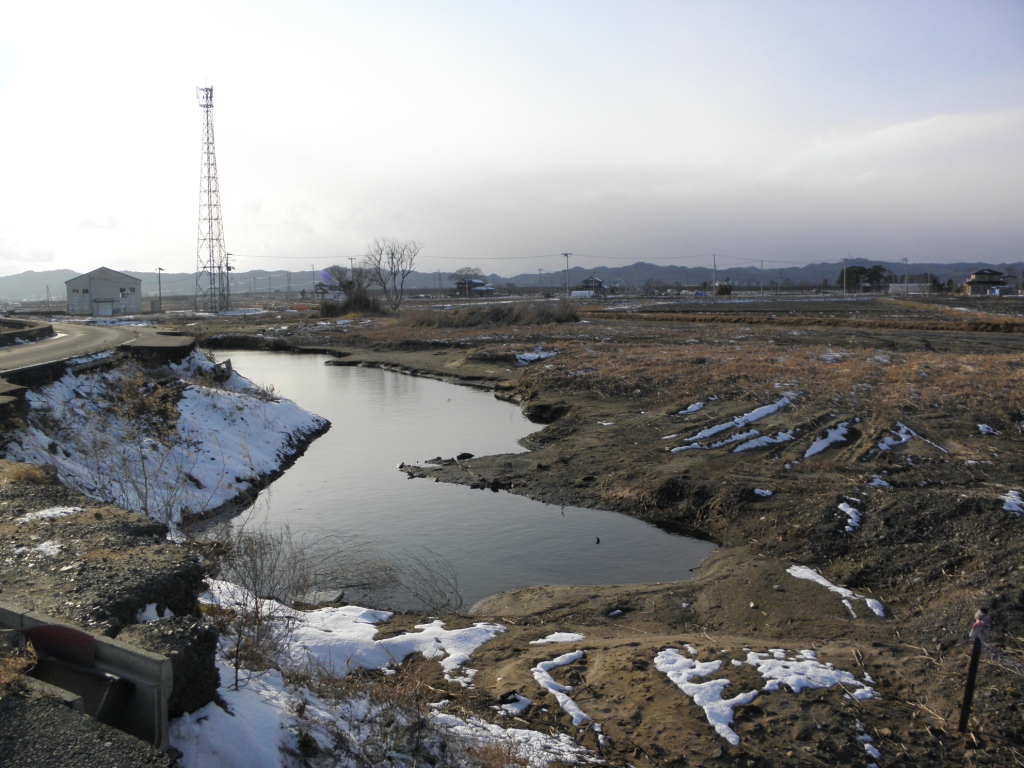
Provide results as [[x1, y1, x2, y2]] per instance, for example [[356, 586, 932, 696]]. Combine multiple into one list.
[[3, 349, 330, 526]]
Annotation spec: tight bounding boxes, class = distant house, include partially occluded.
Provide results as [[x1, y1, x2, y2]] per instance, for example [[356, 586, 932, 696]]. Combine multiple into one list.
[[453, 278, 495, 297], [962, 269, 1011, 296], [65, 267, 142, 316], [575, 276, 609, 295]]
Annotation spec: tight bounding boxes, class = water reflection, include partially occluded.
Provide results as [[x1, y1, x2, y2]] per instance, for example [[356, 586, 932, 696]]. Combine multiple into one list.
[[224, 350, 715, 608]]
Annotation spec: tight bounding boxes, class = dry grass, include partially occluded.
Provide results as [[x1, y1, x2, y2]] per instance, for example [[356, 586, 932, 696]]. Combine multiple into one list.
[[404, 299, 579, 328], [589, 307, 1024, 334], [0, 641, 37, 691], [0, 461, 57, 486], [516, 335, 1024, 427]]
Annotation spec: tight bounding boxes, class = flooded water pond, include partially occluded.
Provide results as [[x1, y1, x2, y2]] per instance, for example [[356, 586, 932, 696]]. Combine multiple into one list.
[[225, 350, 715, 608]]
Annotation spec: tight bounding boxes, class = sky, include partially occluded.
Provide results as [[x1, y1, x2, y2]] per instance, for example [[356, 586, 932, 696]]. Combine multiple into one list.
[[1, 0, 1022, 279]]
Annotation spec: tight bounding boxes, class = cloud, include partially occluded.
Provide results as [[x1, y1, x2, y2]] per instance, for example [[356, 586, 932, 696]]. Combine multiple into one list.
[[761, 110, 1024, 190], [79, 216, 119, 231]]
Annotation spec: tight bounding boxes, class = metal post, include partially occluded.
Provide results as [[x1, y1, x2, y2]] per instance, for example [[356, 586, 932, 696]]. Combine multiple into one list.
[[959, 608, 990, 732], [562, 252, 571, 298], [156, 267, 164, 313]]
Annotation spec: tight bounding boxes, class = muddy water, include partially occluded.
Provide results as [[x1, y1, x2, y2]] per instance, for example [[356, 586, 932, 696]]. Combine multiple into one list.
[[226, 350, 715, 608]]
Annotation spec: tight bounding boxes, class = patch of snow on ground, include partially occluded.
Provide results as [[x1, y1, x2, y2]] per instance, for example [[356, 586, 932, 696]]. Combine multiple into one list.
[[433, 712, 603, 765], [838, 501, 861, 532], [787, 566, 885, 618], [877, 421, 947, 454], [15, 506, 83, 524], [203, 580, 503, 685], [679, 402, 705, 414], [978, 423, 999, 435], [136, 603, 174, 622], [654, 649, 758, 745], [869, 476, 891, 488], [804, 423, 850, 458], [684, 396, 793, 443], [733, 431, 793, 453], [530, 632, 586, 645], [1001, 491, 1024, 515], [31, 540, 62, 557], [754, 489, 773, 497], [531, 651, 594, 727], [516, 348, 558, 365], [171, 664, 297, 768], [656, 646, 876, 745], [495, 693, 533, 715], [745, 649, 875, 700], [857, 720, 882, 764]]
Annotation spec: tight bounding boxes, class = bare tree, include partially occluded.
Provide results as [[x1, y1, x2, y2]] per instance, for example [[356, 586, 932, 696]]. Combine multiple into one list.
[[321, 265, 349, 290], [363, 237, 422, 310], [450, 266, 482, 281]]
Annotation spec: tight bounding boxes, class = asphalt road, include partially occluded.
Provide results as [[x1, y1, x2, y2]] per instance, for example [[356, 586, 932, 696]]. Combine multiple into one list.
[[0, 322, 144, 374]]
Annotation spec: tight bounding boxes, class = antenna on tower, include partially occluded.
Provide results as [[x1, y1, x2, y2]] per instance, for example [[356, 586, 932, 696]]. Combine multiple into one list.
[[195, 85, 229, 312]]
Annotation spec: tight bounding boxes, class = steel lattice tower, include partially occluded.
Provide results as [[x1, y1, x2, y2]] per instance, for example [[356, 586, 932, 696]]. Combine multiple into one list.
[[195, 86, 229, 312]]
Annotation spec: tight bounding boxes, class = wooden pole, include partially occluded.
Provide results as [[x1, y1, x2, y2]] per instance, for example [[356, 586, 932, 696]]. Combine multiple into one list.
[[959, 608, 990, 733]]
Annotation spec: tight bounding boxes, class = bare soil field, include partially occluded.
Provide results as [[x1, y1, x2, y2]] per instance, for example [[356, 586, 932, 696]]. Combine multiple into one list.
[[9, 294, 1024, 766]]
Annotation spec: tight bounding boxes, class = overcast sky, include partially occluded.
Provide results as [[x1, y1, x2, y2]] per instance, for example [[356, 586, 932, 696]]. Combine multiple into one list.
[[1, 0, 1022, 279]]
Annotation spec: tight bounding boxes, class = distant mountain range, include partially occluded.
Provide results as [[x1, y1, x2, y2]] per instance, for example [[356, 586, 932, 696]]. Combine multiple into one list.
[[3, 259, 1022, 301]]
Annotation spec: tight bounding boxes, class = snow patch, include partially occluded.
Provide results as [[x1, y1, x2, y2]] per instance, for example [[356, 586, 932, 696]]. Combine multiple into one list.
[[786, 565, 885, 618], [15, 506, 83, 524], [530, 632, 586, 645], [804, 422, 850, 458]]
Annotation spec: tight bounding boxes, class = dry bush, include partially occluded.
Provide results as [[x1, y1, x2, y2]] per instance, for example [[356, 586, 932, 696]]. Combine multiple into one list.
[[3, 462, 57, 485], [287, 664, 532, 768], [0, 641, 37, 690], [208, 520, 398, 688], [405, 300, 578, 329]]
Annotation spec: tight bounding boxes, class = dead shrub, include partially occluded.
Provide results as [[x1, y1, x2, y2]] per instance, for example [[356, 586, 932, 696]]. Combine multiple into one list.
[[0, 640, 37, 691], [4, 462, 57, 485], [405, 299, 578, 328]]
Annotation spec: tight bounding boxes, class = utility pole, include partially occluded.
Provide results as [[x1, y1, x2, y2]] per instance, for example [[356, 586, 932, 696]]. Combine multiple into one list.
[[777, 270, 782, 297], [903, 257, 909, 296], [286, 271, 291, 302], [311, 264, 316, 296], [712, 254, 717, 303], [156, 267, 164, 313], [842, 257, 848, 299], [562, 253, 572, 298], [538, 268, 543, 296], [195, 86, 229, 313], [760, 260, 764, 299], [224, 253, 238, 310]]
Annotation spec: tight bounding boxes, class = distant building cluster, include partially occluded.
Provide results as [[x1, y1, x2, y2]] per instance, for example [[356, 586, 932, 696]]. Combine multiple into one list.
[[961, 269, 1013, 296]]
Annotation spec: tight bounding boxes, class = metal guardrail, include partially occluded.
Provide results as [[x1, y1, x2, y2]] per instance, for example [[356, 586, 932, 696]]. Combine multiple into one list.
[[0, 601, 173, 750]]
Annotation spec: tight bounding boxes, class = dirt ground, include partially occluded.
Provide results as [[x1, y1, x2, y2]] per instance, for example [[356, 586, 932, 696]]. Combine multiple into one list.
[[7, 295, 1024, 766], [186, 296, 1024, 766]]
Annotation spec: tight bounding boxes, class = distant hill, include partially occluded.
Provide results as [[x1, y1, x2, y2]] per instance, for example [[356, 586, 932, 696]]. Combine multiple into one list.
[[3, 259, 1021, 301]]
